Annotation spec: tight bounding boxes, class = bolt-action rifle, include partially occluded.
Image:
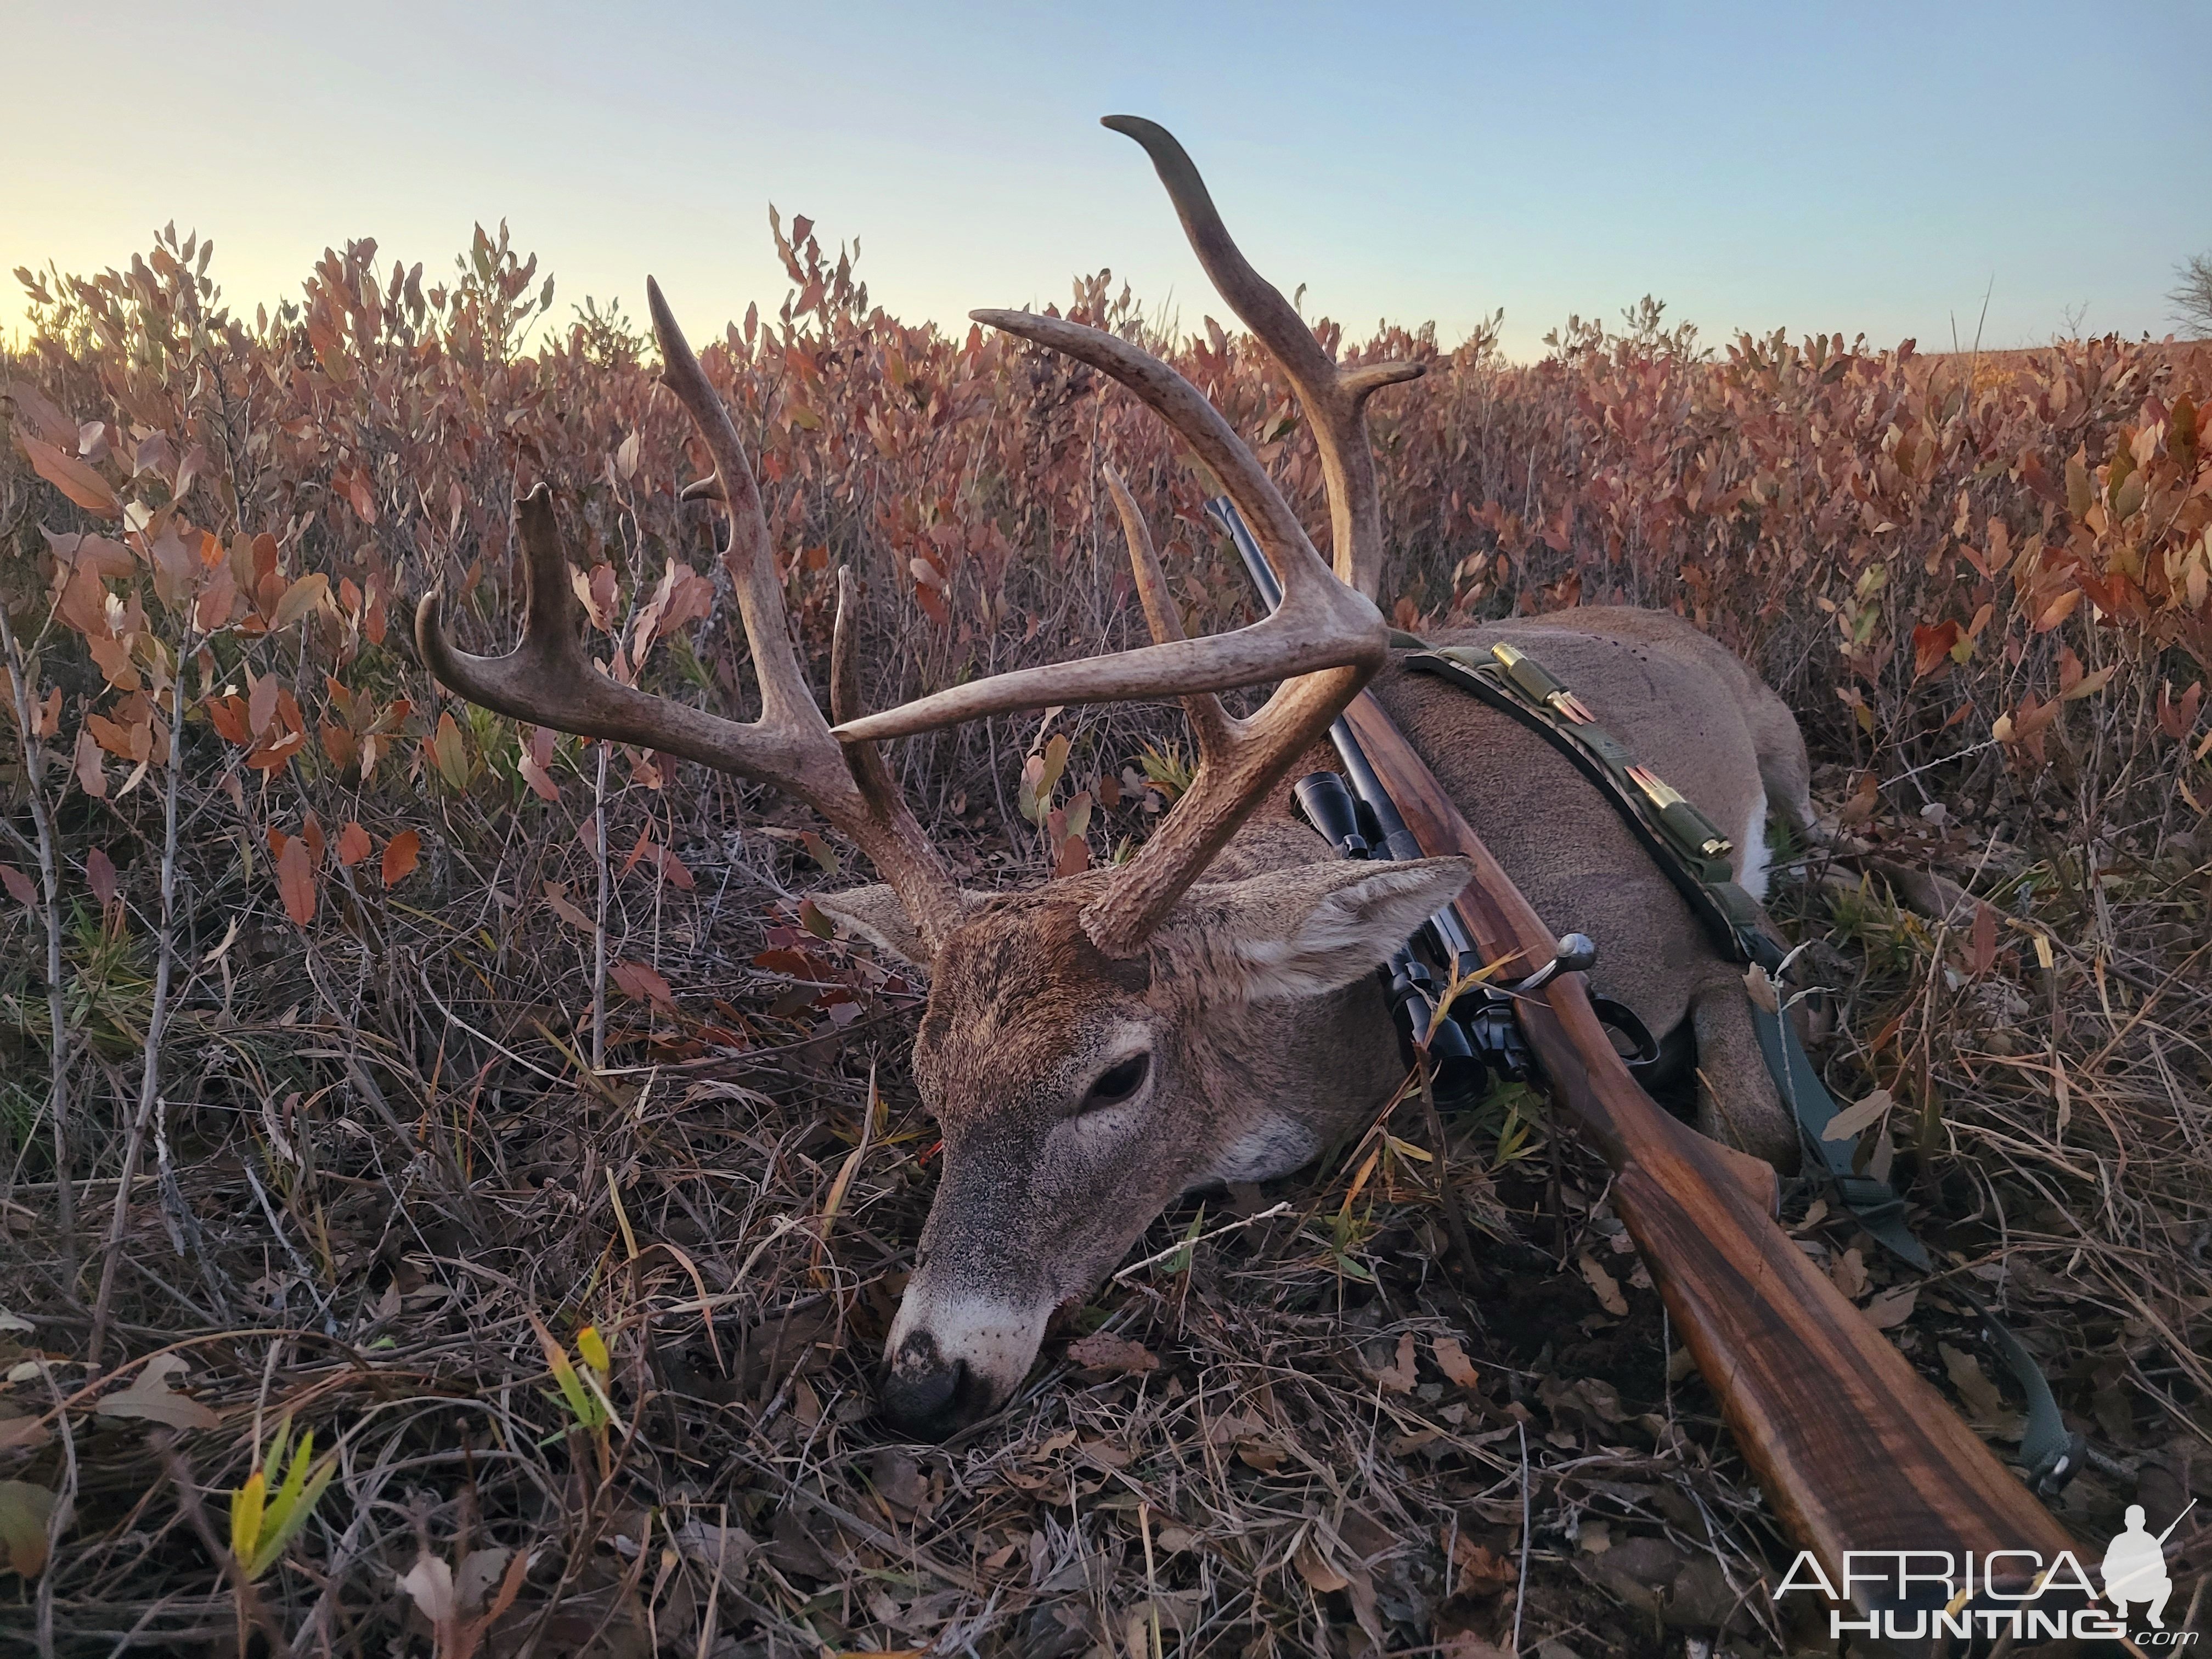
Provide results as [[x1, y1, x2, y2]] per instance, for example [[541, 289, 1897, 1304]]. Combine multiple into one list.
[[1211, 497, 2076, 1602]]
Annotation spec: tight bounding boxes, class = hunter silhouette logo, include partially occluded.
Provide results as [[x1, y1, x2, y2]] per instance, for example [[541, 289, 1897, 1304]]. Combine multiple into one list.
[[1773, 1499, 2199, 1643], [2104, 1501, 2195, 1629]]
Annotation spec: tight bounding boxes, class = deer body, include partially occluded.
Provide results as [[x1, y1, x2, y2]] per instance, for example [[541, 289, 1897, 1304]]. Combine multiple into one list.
[[832, 608, 1815, 1436], [417, 115, 1819, 1446]]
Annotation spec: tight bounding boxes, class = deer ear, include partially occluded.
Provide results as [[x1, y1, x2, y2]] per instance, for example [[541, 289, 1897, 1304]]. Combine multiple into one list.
[[813, 885, 932, 966], [1188, 857, 1475, 1003], [813, 884, 989, 967]]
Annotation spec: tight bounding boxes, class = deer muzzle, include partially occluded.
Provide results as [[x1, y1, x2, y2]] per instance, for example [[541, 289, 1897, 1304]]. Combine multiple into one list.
[[878, 1267, 1054, 1441]]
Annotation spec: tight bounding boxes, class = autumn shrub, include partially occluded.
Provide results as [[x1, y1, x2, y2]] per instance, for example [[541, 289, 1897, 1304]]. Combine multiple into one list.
[[1, 215, 2208, 1172]]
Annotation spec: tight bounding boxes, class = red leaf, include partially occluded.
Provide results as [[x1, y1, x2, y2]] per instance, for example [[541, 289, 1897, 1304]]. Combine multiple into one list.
[[85, 847, 119, 911], [381, 828, 421, 888], [276, 835, 317, 926], [1910, 619, 1960, 681], [608, 958, 676, 1013], [336, 821, 372, 867], [20, 432, 122, 518], [0, 865, 35, 907], [1969, 902, 1998, 979]]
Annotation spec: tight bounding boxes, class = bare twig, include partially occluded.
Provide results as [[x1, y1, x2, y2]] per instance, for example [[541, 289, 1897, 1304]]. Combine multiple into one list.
[[89, 620, 196, 1370], [0, 597, 77, 1285]]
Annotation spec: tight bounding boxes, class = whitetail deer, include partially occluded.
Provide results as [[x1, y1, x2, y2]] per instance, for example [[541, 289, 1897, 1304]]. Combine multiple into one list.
[[419, 117, 1819, 1440]]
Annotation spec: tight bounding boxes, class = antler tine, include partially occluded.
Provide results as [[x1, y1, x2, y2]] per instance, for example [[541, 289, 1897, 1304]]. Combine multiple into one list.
[[417, 286, 964, 951], [1086, 465, 1364, 955], [1102, 115, 1423, 599], [832, 311, 1385, 745], [645, 278, 821, 735], [417, 483, 774, 763], [1100, 465, 1234, 759]]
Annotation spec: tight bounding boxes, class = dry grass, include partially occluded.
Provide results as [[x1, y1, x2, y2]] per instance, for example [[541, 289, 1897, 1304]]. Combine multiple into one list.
[[1, 223, 2209, 1657]]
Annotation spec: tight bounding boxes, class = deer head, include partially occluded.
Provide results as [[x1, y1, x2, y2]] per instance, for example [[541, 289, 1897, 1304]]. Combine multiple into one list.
[[417, 117, 1464, 1439]]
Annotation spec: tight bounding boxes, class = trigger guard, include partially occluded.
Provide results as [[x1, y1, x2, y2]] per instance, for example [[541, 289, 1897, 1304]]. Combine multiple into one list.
[[1590, 995, 1662, 1072]]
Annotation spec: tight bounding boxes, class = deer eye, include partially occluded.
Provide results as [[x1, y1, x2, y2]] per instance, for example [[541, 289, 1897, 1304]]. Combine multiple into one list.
[[1081, 1053, 1150, 1111]]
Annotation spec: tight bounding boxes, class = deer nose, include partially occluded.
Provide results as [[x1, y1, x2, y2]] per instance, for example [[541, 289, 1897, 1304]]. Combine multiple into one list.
[[878, 1334, 982, 1441]]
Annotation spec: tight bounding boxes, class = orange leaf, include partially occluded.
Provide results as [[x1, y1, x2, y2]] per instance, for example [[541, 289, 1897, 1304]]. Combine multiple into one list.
[[381, 829, 421, 888], [2033, 587, 2085, 633], [336, 821, 371, 867], [516, 748, 560, 803], [20, 432, 122, 518], [73, 730, 107, 798], [276, 835, 317, 926]]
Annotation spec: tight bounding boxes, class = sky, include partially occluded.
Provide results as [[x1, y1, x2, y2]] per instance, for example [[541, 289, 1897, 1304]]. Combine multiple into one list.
[[4, 1, 2207, 361]]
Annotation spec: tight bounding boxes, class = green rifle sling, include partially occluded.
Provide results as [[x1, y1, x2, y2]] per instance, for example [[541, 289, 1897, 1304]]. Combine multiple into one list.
[[1398, 641, 2083, 1491]]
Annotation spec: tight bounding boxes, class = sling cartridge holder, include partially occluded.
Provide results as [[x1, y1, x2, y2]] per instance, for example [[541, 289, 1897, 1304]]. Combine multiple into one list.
[[1627, 765, 1736, 862]]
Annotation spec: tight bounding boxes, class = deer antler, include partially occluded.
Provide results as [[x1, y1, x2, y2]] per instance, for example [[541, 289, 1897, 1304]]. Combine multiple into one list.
[[1104, 115, 1421, 600], [416, 280, 964, 952], [832, 117, 1416, 955], [1084, 466, 1367, 953]]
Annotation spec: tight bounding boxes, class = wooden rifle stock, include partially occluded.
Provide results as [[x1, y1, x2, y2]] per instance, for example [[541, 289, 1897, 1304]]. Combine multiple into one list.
[[1334, 691, 2076, 1588]]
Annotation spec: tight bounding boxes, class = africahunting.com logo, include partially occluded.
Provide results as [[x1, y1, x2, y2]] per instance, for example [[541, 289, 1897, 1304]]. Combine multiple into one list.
[[1774, 1502, 2197, 1644]]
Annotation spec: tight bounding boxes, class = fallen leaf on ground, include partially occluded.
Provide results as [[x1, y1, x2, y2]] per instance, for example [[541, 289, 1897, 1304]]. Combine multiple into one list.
[[1292, 1535, 1350, 1594], [1940, 1342, 2023, 1435], [397, 1552, 458, 1624], [1366, 1331, 1417, 1394], [94, 1354, 218, 1430], [1446, 1533, 1519, 1595], [1830, 1245, 1867, 1301], [1578, 1252, 1630, 1316], [0, 1480, 56, 1576], [1066, 1331, 1158, 1374], [1863, 1285, 1918, 1329], [1432, 1334, 1479, 1387], [1824, 1087, 1893, 1141]]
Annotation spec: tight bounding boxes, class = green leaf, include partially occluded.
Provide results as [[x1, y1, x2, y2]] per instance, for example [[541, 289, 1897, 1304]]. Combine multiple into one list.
[[246, 1455, 335, 1579]]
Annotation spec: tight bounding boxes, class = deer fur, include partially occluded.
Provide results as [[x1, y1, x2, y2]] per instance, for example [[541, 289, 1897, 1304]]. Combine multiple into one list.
[[819, 606, 1817, 1439]]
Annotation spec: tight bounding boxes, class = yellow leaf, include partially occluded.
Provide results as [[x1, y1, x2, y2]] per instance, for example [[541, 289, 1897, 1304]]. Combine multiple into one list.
[[271, 572, 329, 631], [0, 1480, 57, 1577], [577, 1326, 610, 1373], [1822, 1087, 1893, 1142]]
